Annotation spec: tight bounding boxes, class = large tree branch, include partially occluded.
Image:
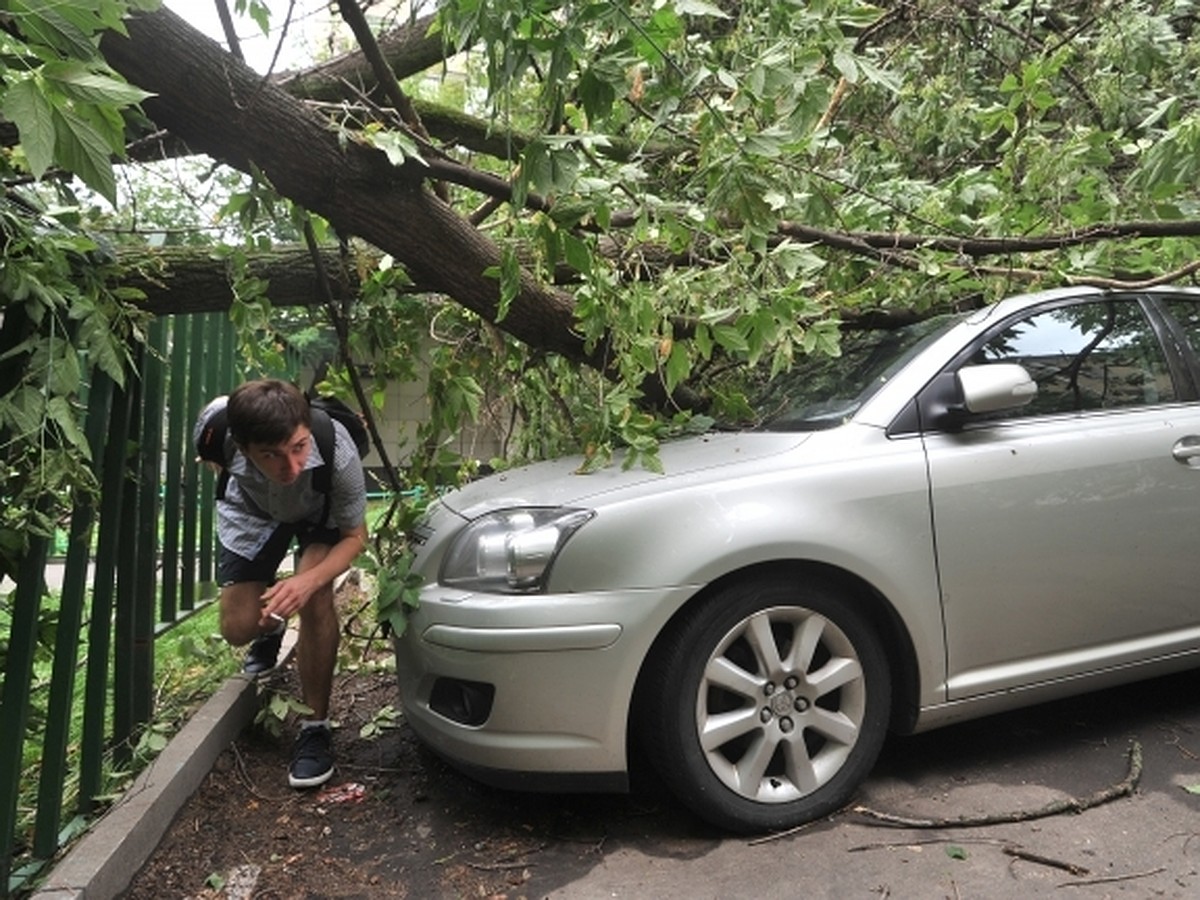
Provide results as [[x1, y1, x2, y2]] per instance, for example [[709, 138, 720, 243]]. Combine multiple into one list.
[[779, 219, 1200, 256], [98, 6, 605, 372], [121, 244, 359, 314], [271, 12, 445, 101]]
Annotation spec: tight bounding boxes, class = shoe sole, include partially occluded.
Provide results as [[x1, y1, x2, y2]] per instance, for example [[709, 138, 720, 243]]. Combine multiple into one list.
[[288, 766, 335, 789]]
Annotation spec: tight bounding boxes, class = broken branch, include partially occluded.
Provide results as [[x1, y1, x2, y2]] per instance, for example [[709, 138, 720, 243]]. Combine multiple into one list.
[[853, 740, 1142, 829]]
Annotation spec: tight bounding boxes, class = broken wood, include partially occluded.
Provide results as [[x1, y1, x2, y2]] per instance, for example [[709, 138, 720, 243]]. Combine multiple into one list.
[[853, 740, 1142, 829], [1057, 865, 1166, 888], [1002, 844, 1089, 877]]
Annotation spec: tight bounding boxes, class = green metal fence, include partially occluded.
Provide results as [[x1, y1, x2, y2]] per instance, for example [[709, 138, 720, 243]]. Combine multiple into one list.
[[0, 311, 240, 892]]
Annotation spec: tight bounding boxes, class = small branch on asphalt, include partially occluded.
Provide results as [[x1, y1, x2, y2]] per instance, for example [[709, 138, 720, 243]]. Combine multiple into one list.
[[748, 810, 842, 844], [850, 836, 1089, 877], [1057, 865, 1166, 888], [1002, 844, 1089, 877], [852, 740, 1142, 829], [849, 836, 1010, 853]]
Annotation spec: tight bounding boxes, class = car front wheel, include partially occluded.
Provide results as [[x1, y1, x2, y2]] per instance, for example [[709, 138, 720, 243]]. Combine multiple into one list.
[[640, 575, 891, 833]]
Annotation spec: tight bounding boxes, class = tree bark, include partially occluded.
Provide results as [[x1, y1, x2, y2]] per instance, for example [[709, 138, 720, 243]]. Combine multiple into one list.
[[125, 245, 358, 315], [99, 6, 604, 370], [271, 13, 446, 102]]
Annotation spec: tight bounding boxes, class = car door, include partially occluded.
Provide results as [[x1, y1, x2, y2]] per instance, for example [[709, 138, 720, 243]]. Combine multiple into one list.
[[919, 294, 1200, 701]]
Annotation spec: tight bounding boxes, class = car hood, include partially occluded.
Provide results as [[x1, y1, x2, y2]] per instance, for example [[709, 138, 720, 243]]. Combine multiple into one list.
[[439, 430, 812, 519]]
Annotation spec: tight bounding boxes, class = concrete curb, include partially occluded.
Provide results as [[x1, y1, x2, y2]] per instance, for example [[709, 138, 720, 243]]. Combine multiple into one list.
[[32, 629, 299, 900]]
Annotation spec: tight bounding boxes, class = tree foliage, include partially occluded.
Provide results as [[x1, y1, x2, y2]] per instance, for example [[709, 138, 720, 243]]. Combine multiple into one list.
[[3, 0, 1200, 573]]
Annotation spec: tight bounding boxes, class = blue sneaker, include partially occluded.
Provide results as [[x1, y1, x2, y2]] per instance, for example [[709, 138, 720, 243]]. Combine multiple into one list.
[[242, 626, 284, 675], [289, 723, 335, 788]]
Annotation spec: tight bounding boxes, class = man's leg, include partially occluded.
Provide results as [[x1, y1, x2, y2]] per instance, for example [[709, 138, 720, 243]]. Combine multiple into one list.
[[294, 542, 340, 720], [218, 535, 291, 674], [219, 580, 271, 646], [286, 541, 340, 788]]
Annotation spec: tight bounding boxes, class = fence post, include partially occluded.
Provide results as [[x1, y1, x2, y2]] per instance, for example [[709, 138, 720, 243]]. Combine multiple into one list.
[[0, 509, 51, 890], [78, 380, 134, 810], [181, 315, 207, 609], [160, 316, 189, 621], [131, 320, 167, 726], [31, 373, 115, 860], [111, 349, 147, 768]]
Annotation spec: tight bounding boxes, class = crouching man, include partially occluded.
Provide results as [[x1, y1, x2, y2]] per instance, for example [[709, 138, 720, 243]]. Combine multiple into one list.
[[194, 379, 367, 788]]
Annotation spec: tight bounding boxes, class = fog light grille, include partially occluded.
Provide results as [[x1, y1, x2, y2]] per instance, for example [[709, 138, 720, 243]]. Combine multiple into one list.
[[429, 677, 495, 726]]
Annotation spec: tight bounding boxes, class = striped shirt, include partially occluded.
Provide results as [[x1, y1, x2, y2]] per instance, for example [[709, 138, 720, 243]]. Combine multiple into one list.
[[193, 397, 367, 560]]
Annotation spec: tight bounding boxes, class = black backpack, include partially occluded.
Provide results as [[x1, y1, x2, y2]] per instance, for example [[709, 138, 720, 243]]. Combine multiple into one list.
[[196, 394, 369, 512]]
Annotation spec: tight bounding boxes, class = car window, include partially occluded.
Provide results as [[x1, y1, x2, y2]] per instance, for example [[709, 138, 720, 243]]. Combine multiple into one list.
[[969, 300, 1175, 418], [755, 314, 961, 431], [1161, 298, 1200, 357]]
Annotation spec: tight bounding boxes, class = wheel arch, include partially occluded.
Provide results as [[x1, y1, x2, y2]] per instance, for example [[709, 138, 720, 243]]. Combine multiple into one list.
[[627, 559, 921, 762]]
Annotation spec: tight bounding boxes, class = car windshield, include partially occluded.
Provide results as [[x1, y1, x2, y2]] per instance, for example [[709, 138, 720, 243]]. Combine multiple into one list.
[[755, 313, 961, 431]]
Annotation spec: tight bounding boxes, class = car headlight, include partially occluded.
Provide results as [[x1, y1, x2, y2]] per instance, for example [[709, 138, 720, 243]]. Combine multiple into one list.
[[440, 507, 595, 594]]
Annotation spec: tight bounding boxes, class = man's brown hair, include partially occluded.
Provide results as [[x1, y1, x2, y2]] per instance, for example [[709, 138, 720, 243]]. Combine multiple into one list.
[[227, 379, 311, 448]]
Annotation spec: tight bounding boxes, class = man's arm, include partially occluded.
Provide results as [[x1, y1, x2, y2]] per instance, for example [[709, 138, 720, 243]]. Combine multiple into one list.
[[258, 522, 368, 623]]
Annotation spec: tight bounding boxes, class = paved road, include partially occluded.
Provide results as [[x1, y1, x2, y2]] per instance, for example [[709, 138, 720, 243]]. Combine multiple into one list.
[[539, 667, 1200, 898]]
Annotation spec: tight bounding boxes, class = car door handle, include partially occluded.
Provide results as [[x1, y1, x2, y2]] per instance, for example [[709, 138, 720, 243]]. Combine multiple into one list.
[[1172, 435, 1200, 464]]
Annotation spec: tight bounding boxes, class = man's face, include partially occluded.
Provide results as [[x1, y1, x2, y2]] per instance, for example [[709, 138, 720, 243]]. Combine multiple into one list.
[[243, 424, 312, 485]]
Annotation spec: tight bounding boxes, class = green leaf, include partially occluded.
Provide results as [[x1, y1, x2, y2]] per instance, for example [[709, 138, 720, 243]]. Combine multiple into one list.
[[51, 104, 117, 203], [47, 396, 90, 456], [78, 312, 127, 385], [663, 341, 690, 394], [945, 845, 968, 860], [365, 128, 427, 168], [563, 233, 593, 275], [712, 323, 750, 354], [1181, 784, 1200, 795], [42, 62, 153, 106], [4, 385, 46, 437], [2, 79, 56, 178], [235, 0, 272, 35], [9, 0, 100, 61], [578, 68, 617, 121]]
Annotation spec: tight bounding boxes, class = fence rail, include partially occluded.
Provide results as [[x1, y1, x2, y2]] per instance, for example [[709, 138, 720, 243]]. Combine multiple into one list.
[[0, 311, 250, 892]]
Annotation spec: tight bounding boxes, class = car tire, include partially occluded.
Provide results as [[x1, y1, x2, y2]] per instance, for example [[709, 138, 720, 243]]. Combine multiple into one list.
[[640, 574, 891, 833]]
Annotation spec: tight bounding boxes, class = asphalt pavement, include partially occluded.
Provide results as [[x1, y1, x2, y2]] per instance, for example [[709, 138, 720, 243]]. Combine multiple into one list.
[[547, 668, 1200, 899]]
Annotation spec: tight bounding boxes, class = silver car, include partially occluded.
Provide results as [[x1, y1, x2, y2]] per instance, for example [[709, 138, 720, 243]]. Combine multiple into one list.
[[394, 286, 1200, 833]]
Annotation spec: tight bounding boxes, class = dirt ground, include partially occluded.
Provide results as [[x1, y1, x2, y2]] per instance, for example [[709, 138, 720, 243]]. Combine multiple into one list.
[[122, 582, 710, 900]]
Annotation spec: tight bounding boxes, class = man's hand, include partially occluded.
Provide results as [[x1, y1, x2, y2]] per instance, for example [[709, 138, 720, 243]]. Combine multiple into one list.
[[259, 572, 320, 625]]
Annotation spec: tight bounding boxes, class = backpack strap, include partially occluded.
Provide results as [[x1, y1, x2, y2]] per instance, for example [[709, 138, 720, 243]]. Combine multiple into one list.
[[195, 405, 232, 500], [308, 407, 336, 523]]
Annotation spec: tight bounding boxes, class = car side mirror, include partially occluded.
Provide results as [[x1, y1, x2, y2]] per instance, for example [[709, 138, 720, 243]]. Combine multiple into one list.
[[956, 363, 1038, 414]]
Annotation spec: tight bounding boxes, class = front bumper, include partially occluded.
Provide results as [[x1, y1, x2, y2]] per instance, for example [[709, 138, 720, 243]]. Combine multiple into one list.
[[393, 582, 698, 789]]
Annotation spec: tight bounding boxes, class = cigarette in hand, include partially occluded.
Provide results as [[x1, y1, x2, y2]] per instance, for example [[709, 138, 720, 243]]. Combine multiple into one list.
[[268, 612, 286, 624]]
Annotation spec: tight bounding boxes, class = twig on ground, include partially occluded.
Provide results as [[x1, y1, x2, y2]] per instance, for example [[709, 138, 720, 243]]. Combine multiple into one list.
[[229, 742, 274, 802], [851, 836, 1088, 877], [849, 836, 1011, 853], [1057, 865, 1166, 888], [853, 741, 1142, 829], [1002, 844, 1088, 876], [748, 809, 845, 844], [466, 860, 537, 872], [1163, 732, 1200, 761]]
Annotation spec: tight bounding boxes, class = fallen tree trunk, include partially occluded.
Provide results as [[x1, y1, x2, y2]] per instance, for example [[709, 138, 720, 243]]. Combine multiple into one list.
[[99, 6, 607, 373]]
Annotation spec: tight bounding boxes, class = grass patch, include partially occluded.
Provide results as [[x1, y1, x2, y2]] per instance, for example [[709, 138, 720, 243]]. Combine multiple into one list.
[[8, 594, 240, 894]]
